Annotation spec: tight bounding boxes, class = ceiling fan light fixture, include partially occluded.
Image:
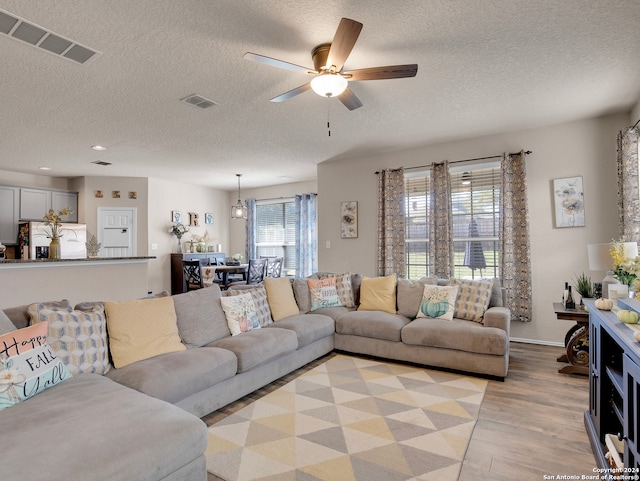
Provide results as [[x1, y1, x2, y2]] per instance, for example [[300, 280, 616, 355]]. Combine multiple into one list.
[[310, 73, 348, 98]]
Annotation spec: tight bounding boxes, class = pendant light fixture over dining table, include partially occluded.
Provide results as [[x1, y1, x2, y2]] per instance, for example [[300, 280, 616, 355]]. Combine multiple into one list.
[[231, 174, 247, 219]]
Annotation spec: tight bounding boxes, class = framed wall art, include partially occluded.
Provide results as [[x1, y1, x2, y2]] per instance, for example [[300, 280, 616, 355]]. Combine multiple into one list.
[[172, 210, 182, 223], [553, 176, 585, 228], [340, 201, 358, 238], [205, 213, 214, 225]]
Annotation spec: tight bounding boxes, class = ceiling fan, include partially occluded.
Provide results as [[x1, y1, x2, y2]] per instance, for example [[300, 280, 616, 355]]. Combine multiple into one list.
[[243, 17, 418, 110]]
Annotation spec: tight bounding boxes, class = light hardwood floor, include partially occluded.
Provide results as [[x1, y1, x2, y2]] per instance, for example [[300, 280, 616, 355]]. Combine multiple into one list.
[[204, 342, 595, 480]]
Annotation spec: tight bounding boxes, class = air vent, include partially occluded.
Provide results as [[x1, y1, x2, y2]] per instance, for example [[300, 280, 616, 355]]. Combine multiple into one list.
[[181, 94, 217, 110], [0, 8, 100, 65], [92, 160, 112, 166]]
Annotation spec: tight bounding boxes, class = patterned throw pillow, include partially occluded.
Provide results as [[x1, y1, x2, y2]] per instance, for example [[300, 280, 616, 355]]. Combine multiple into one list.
[[227, 284, 272, 327], [450, 278, 495, 323], [28, 303, 110, 375], [416, 285, 458, 321], [307, 277, 343, 311], [220, 293, 261, 336], [317, 272, 355, 308], [0, 322, 72, 412]]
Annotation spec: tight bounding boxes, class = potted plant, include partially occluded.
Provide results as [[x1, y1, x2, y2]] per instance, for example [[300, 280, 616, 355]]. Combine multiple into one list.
[[573, 272, 594, 307]]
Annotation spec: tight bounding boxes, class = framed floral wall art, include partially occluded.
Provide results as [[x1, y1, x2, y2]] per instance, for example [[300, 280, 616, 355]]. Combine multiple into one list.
[[553, 176, 585, 228], [340, 201, 358, 238]]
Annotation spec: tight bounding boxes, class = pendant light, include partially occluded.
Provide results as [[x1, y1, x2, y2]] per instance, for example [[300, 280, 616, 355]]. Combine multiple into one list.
[[231, 174, 247, 219]]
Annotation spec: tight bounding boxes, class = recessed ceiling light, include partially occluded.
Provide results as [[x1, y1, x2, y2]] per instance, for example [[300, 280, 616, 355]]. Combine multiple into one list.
[[91, 145, 107, 151], [39, 166, 51, 170]]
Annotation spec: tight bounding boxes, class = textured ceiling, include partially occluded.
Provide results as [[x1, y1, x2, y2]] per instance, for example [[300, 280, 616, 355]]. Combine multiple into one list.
[[1, 0, 639, 191]]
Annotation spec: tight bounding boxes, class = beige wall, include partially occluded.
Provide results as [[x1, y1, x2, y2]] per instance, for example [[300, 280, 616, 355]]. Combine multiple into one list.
[[147, 178, 230, 294], [227, 180, 318, 257], [318, 113, 630, 345]]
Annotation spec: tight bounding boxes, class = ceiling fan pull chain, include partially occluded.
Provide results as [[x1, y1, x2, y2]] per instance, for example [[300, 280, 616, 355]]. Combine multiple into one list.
[[327, 100, 331, 137]]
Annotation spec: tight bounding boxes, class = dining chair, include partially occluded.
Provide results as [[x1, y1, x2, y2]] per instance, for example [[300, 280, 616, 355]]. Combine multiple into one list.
[[182, 259, 204, 291], [264, 256, 283, 278], [227, 258, 267, 287]]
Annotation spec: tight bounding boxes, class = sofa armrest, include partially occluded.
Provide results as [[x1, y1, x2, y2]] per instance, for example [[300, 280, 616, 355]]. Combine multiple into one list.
[[483, 306, 510, 334]]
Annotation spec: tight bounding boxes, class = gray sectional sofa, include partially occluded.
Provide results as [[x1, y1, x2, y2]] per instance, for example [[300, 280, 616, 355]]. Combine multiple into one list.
[[0, 273, 510, 481]]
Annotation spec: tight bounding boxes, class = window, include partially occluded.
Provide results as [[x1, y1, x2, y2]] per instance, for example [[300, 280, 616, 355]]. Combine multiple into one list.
[[405, 165, 501, 280], [255, 199, 296, 276]]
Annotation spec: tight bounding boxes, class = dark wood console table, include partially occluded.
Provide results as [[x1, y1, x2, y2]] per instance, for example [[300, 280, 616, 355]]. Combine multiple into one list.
[[553, 302, 589, 375]]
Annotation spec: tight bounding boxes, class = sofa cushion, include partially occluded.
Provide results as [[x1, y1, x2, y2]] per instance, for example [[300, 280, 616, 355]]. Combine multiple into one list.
[[357, 274, 397, 314], [396, 276, 438, 318], [312, 306, 355, 320], [450, 278, 495, 323], [28, 303, 111, 375], [104, 297, 186, 368], [489, 278, 504, 308], [173, 283, 230, 346], [264, 277, 300, 321], [0, 322, 72, 412], [0, 373, 207, 481], [336, 310, 411, 342], [308, 277, 342, 311], [292, 278, 311, 314], [416, 284, 458, 321], [3, 300, 71, 330], [227, 284, 272, 327], [266, 314, 335, 348], [402, 317, 508, 355], [0, 309, 16, 334], [106, 347, 237, 404], [220, 293, 261, 335], [208, 327, 298, 373]]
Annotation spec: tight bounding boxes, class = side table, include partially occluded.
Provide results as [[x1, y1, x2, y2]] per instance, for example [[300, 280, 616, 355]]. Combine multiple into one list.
[[553, 302, 589, 375]]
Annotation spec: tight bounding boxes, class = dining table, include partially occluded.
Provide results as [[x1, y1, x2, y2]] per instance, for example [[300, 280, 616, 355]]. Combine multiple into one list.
[[201, 263, 248, 289]]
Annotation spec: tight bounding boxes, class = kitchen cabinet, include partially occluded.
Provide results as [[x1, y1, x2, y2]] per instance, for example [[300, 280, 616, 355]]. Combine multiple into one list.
[[0, 186, 19, 244], [19, 188, 78, 222]]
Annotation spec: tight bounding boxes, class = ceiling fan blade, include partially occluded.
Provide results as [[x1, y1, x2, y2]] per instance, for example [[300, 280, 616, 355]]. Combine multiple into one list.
[[343, 64, 418, 81], [326, 18, 363, 72], [338, 87, 363, 110], [243, 52, 315, 74], [270, 83, 312, 103]]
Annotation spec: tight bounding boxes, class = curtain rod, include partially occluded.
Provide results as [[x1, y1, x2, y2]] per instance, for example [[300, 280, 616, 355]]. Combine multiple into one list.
[[403, 150, 532, 172], [633, 118, 640, 129], [255, 194, 317, 202]]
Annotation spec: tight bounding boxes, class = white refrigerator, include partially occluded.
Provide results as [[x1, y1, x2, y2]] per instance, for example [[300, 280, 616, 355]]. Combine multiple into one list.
[[20, 222, 87, 259]]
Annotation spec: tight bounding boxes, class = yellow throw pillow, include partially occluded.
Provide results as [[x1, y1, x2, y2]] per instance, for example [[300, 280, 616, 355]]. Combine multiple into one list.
[[357, 273, 397, 314], [264, 277, 300, 321], [104, 296, 186, 368]]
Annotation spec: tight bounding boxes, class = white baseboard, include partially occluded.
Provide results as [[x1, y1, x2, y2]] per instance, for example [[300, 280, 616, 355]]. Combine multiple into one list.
[[509, 337, 564, 347]]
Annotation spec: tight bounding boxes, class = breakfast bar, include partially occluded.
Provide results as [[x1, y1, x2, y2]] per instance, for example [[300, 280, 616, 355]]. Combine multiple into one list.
[[0, 257, 155, 309]]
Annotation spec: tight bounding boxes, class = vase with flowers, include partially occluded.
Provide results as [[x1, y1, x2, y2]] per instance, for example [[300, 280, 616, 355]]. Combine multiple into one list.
[[41, 207, 73, 259], [610, 238, 640, 296], [169, 223, 189, 253]]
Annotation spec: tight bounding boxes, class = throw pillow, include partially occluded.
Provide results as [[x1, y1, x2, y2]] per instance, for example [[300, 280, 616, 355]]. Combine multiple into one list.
[[104, 296, 186, 369], [292, 278, 312, 314], [28, 303, 110, 375], [264, 277, 300, 321], [220, 293, 261, 336], [416, 285, 458, 321], [227, 284, 272, 327], [317, 272, 355, 308], [307, 277, 342, 311], [172, 284, 231, 347], [357, 274, 397, 314], [0, 322, 72, 412], [396, 277, 438, 318], [0, 310, 15, 335], [450, 278, 495, 323]]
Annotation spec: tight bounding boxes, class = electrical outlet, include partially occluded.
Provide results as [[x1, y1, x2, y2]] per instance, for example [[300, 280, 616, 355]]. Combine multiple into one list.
[[325, 241, 331, 249], [151, 243, 158, 250]]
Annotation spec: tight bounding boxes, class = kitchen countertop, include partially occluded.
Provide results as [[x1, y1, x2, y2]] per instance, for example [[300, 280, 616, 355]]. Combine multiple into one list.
[[0, 256, 155, 265]]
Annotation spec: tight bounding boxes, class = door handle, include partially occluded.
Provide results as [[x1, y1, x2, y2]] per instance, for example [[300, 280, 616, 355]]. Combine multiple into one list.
[[121, 228, 128, 233]]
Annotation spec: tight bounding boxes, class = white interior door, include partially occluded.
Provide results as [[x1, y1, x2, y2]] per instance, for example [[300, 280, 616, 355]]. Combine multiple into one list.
[[98, 207, 137, 257]]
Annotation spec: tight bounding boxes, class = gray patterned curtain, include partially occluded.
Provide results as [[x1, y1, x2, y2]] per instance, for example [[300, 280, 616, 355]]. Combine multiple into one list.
[[429, 161, 454, 278], [500, 151, 532, 322], [377, 168, 405, 276], [617, 126, 640, 243]]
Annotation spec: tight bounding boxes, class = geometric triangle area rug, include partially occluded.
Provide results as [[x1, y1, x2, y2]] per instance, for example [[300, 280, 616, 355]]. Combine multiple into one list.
[[206, 354, 488, 481]]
